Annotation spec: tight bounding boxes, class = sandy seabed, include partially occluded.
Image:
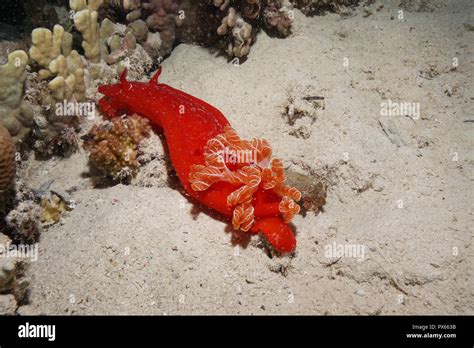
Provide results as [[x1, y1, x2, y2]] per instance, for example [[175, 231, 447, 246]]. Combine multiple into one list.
[[22, 0, 473, 315]]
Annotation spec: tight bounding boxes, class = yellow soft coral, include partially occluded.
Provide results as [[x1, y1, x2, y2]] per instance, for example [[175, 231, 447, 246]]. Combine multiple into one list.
[[189, 126, 301, 232]]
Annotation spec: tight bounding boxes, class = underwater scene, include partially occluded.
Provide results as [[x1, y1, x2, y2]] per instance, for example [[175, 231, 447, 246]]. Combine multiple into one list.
[[0, 0, 472, 317]]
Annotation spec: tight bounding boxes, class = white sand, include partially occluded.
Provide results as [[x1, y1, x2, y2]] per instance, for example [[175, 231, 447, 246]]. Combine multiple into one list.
[[24, 0, 473, 314]]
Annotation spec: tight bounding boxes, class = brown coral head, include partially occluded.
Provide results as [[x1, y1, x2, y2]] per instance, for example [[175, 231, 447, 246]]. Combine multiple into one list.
[[83, 114, 151, 180]]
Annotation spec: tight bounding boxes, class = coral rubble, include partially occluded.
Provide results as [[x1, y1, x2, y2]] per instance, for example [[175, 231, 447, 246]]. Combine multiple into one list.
[[5, 200, 42, 244], [2, 177, 42, 244], [0, 233, 31, 315], [211, 0, 294, 59], [105, 0, 294, 60]]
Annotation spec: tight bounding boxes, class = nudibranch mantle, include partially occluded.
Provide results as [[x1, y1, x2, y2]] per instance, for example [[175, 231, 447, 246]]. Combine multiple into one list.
[[98, 68, 301, 253]]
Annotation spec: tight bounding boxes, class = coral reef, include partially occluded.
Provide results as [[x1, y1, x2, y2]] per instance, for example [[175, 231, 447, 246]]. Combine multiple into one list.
[[77, 3, 156, 81], [29, 25, 86, 102], [104, 0, 294, 60], [21, 0, 155, 157], [212, 0, 294, 59], [83, 114, 152, 181], [106, 0, 181, 57], [69, 1, 143, 68], [27, 24, 88, 157], [0, 125, 17, 207], [2, 177, 42, 244], [25, 10, 112, 157], [0, 51, 34, 144], [217, 6, 253, 58]]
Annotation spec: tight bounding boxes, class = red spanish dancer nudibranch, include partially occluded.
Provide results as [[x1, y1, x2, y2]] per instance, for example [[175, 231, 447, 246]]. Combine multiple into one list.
[[98, 67, 301, 253]]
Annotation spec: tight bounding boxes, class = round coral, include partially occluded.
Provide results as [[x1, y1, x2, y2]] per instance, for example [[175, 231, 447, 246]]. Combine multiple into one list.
[[0, 125, 16, 196]]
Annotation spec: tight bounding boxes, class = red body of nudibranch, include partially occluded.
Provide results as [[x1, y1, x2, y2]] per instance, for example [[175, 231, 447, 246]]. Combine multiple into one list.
[[98, 68, 301, 253]]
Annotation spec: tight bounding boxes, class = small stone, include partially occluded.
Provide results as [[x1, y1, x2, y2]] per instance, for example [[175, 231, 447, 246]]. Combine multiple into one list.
[[17, 304, 41, 315], [0, 294, 17, 315], [0, 259, 16, 290], [2, 260, 15, 273]]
